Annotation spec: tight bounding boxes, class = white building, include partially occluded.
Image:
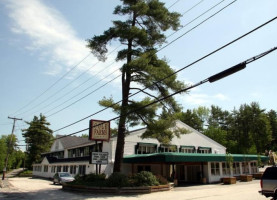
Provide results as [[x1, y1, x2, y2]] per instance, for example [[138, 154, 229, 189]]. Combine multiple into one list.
[[33, 120, 266, 183]]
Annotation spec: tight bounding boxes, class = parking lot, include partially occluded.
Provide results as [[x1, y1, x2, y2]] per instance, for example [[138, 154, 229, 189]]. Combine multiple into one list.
[[0, 177, 269, 200]]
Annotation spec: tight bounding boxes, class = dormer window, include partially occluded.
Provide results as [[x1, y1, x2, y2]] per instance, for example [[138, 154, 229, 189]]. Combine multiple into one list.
[[135, 143, 157, 154], [159, 145, 177, 153], [180, 146, 195, 153]]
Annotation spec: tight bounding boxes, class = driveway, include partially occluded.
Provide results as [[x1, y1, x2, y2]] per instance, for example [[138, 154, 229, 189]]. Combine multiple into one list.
[[0, 177, 269, 200]]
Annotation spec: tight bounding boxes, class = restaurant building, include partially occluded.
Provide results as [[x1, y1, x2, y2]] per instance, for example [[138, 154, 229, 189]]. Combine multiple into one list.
[[33, 120, 267, 183]]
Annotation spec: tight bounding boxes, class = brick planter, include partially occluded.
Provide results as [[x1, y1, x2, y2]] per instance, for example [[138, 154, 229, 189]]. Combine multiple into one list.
[[63, 183, 172, 194], [240, 175, 253, 182], [222, 177, 236, 184]]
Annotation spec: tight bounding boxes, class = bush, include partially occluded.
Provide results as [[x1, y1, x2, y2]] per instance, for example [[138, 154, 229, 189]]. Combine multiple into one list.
[[133, 171, 159, 186], [156, 174, 168, 185], [106, 172, 129, 187], [83, 173, 106, 182]]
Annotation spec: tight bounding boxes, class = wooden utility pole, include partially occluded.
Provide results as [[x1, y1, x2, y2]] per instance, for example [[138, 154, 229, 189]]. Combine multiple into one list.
[[2, 117, 22, 180]]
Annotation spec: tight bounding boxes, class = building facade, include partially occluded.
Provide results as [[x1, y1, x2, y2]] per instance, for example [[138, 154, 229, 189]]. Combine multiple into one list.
[[33, 120, 267, 183]]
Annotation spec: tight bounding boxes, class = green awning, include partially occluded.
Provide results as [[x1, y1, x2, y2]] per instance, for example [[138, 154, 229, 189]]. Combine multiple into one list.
[[123, 152, 268, 163]]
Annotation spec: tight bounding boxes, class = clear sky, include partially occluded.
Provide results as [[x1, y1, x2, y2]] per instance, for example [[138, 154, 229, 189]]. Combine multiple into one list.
[[0, 0, 277, 150]]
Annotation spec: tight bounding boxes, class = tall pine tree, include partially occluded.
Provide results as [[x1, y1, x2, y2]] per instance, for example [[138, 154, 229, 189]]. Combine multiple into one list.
[[87, 0, 186, 172]]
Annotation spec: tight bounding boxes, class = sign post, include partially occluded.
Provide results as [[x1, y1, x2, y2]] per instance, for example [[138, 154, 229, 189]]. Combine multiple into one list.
[[89, 120, 110, 174]]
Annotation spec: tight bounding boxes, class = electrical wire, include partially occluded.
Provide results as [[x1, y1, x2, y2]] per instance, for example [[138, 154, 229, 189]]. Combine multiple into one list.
[[11, 53, 92, 116], [52, 46, 277, 140], [12, 0, 232, 121], [42, 0, 236, 120], [13, 0, 228, 120], [53, 14, 277, 133]]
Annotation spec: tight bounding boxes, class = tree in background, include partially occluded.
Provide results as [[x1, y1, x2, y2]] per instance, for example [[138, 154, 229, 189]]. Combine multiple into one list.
[[0, 134, 25, 171], [268, 110, 277, 150], [179, 102, 274, 154], [87, 0, 186, 172], [22, 114, 53, 169], [177, 109, 203, 132]]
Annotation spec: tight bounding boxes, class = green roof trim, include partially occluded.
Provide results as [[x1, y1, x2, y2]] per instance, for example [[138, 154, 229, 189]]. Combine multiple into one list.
[[137, 142, 157, 147], [123, 152, 268, 163], [180, 146, 195, 149]]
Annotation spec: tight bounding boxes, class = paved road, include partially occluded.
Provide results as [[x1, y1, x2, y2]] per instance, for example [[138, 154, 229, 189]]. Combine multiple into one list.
[[0, 177, 270, 200]]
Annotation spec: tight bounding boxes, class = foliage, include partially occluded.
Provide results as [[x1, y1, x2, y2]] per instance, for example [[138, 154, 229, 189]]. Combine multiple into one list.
[[87, 0, 186, 172], [0, 134, 24, 172], [225, 153, 234, 175], [18, 170, 32, 177], [70, 171, 163, 187], [132, 171, 159, 186], [22, 114, 54, 169], [179, 102, 276, 154], [106, 172, 130, 187], [155, 174, 168, 185]]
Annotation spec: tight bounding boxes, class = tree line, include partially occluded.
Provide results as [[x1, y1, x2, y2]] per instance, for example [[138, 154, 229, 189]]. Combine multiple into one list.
[[177, 102, 277, 154]]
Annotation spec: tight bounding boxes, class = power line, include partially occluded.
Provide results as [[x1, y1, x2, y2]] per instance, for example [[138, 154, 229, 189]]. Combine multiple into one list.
[[46, 74, 121, 118], [53, 46, 277, 140], [16, 45, 122, 117], [167, 0, 225, 39], [167, 0, 181, 9], [13, 0, 232, 121], [42, 0, 236, 119], [11, 53, 92, 116], [181, 0, 205, 16], [53, 15, 277, 133]]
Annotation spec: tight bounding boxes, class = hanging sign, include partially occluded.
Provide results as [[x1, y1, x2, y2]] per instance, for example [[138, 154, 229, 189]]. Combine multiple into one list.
[[89, 120, 110, 141]]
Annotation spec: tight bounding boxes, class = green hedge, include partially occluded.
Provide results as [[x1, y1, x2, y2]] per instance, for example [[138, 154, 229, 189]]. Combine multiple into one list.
[[70, 171, 167, 187]]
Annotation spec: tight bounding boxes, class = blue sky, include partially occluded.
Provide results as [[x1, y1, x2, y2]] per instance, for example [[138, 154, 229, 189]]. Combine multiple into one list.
[[0, 0, 277, 149]]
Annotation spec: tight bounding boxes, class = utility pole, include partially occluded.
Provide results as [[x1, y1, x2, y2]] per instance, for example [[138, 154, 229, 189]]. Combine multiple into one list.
[[2, 117, 22, 180]]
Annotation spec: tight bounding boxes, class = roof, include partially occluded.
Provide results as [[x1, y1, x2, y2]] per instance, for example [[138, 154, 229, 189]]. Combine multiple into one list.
[[123, 152, 268, 163], [56, 135, 94, 149]]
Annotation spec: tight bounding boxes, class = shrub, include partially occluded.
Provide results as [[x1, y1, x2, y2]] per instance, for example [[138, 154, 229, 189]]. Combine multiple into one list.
[[106, 172, 129, 187], [133, 171, 159, 186], [156, 174, 168, 185], [83, 173, 106, 182]]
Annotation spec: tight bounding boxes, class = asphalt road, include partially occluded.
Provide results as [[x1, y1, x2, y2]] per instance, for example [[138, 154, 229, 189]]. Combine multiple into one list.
[[0, 177, 270, 200]]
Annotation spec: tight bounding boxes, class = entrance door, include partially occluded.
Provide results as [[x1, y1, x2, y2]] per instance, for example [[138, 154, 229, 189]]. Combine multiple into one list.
[[187, 165, 201, 183]]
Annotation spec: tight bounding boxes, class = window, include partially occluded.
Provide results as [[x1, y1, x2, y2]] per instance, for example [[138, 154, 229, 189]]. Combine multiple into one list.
[[78, 165, 86, 175], [222, 162, 230, 175], [160, 145, 177, 153], [70, 165, 77, 174], [211, 162, 220, 175], [233, 162, 240, 174], [84, 147, 90, 156], [198, 147, 211, 154], [57, 166, 61, 172], [76, 149, 81, 157], [63, 166, 68, 172], [180, 146, 195, 153], [44, 165, 48, 172], [51, 166, 56, 173], [242, 162, 249, 174], [68, 150, 73, 158], [137, 165, 151, 173], [251, 162, 257, 173], [136, 143, 157, 154]]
